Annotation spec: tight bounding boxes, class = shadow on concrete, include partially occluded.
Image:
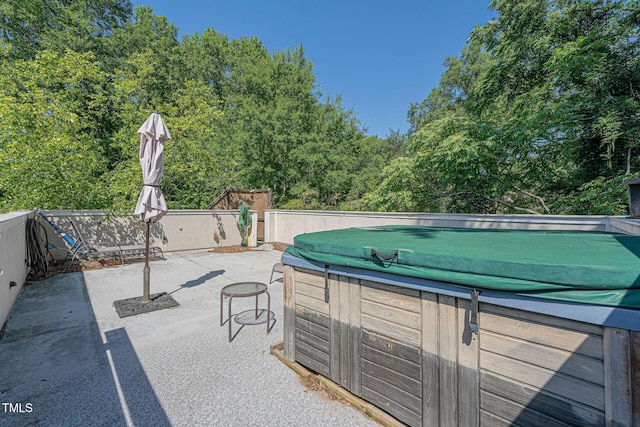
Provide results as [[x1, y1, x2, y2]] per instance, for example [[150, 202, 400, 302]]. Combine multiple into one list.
[[0, 273, 169, 426], [169, 269, 224, 295], [104, 328, 170, 426], [221, 308, 275, 342]]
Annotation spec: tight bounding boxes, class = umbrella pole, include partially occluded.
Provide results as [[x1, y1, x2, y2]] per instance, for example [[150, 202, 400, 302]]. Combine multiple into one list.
[[143, 221, 150, 303]]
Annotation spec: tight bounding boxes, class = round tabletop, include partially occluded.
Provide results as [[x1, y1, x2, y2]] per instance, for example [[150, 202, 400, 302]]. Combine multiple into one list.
[[221, 282, 267, 297]]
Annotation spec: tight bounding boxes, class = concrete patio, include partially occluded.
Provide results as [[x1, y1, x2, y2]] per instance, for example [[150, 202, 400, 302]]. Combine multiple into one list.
[[0, 247, 379, 427]]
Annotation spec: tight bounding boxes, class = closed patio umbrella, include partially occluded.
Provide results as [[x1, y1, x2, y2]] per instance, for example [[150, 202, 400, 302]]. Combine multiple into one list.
[[134, 112, 170, 303]]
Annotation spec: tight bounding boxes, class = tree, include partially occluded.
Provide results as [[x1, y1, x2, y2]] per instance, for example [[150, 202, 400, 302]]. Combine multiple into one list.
[[180, 28, 231, 103], [475, 0, 640, 214], [372, 0, 640, 215], [356, 157, 422, 212], [0, 0, 132, 63], [109, 6, 181, 108], [0, 49, 111, 211], [105, 78, 224, 211], [0, 2, 393, 213]]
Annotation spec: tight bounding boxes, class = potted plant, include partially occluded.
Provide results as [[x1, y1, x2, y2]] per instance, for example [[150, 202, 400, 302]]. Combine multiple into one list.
[[236, 201, 253, 247]]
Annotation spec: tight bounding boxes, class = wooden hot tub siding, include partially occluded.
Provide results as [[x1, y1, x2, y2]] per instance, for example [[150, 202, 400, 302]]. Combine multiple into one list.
[[282, 266, 639, 427]]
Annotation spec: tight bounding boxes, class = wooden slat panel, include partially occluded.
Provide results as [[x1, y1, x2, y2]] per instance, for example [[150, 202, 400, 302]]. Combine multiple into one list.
[[480, 389, 572, 427], [603, 327, 632, 426], [296, 281, 325, 301], [362, 330, 421, 364], [329, 274, 340, 384], [338, 306, 349, 389], [295, 294, 329, 315], [338, 276, 351, 327], [295, 306, 331, 377], [295, 315, 330, 341], [295, 338, 330, 365], [361, 279, 421, 299], [362, 358, 421, 397], [361, 313, 421, 346], [439, 294, 458, 427], [295, 306, 330, 329], [331, 276, 351, 390], [481, 303, 602, 336], [283, 266, 296, 361], [362, 372, 422, 414], [296, 339, 330, 377], [361, 341, 421, 380], [480, 311, 603, 359], [362, 385, 421, 427], [632, 331, 640, 427], [296, 348, 330, 377], [481, 351, 605, 411], [481, 331, 604, 386], [348, 277, 362, 396], [481, 371, 605, 426], [361, 299, 421, 331], [480, 409, 512, 427], [295, 328, 330, 354], [284, 266, 295, 306], [361, 282, 421, 313], [421, 291, 440, 427], [338, 275, 350, 388], [294, 293, 331, 379], [295, 268, 326, 287], [458, 297, 479, 427]]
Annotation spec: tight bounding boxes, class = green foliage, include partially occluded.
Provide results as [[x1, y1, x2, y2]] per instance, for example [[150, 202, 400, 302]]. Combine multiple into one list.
[[106, 78, 224, 212], [356, 157, 420, 212], [557, 175, 632, 215], [474, 0, 639, 212], [0, 2, 388, 214], [4, 0, 634, 217], [0, 49, 112, 211], [368, 0, 639, 215], [0, 0, 132, 63]]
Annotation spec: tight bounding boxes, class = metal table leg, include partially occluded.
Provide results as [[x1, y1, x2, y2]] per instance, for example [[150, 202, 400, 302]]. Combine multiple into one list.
[[228, 295, 233, 342], [255, 294, 259, 319], [220, 289, 224, 326], [266, 290, 271, 334]]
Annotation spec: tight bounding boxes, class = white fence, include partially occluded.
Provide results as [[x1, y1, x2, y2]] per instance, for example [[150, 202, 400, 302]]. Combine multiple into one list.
[[39, 209, 258, 260], [264, 210, 640, 243]]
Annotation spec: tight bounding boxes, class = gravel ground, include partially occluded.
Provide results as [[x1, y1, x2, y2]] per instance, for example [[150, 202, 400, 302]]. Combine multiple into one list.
[[0, 249, 380, 427]]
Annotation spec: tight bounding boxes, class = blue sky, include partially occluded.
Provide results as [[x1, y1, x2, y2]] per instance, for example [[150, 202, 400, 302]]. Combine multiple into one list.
[[131, 1, 495, 138]]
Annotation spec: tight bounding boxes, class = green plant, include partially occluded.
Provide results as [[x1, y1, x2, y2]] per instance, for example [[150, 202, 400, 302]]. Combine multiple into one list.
[[236, 201, 253, 247]]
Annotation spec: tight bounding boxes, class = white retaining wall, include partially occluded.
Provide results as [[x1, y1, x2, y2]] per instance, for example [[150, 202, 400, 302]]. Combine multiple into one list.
[[0, 211, 32, 330], [40, 209, 258, 260], [263, 210, 637, 244]]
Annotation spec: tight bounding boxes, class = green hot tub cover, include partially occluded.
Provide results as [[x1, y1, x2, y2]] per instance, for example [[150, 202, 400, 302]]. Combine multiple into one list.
[[285, 225, 640, 310]]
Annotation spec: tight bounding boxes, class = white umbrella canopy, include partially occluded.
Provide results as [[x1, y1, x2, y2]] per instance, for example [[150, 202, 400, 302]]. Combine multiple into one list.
[[134, 112, 171, 303], [134, 112, 171, 222]]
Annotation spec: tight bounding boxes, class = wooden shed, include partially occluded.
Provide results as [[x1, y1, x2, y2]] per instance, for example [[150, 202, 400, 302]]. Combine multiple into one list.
[[282, 226, 640, 426], [207, 188, 271, 241]]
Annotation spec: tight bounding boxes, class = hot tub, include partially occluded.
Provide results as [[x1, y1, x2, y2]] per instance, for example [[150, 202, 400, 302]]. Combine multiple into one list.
[[281, 226, 640, 426]]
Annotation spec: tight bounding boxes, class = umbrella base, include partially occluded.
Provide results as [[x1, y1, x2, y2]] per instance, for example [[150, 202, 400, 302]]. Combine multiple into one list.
[[113, 292, 179, 318]]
